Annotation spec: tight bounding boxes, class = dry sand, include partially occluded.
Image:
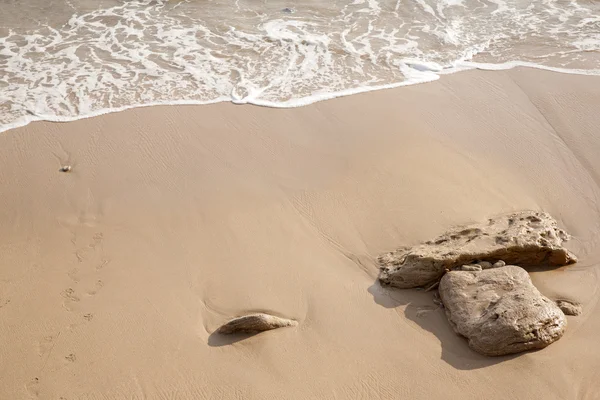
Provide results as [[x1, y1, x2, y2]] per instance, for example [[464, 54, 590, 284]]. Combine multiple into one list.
[[1, 67, 600, 399]]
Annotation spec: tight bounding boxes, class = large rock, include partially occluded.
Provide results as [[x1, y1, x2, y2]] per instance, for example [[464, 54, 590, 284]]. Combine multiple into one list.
[[439, 265, 567, 356], [378, 211, 576, 289], [217, 313, 297, 334]]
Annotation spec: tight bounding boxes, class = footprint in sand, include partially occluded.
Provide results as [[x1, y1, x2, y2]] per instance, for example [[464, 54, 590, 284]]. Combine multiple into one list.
[[86, 280, 104, 296], [25, 377, 40, 398], [65, 231, 108, 312], [75, 248, 86, 263], [66, 312, 94, 331], [37, 335, 55, 357], [0, 279, 11, 309], [96, 259, 110, 271], [67, 268, 80, 283], [91, 232, 103, 246], [74, 232, 104, 263], [61, 288, 80, 302], [36, 331, 61, 372], [61, 288, 81, 311]]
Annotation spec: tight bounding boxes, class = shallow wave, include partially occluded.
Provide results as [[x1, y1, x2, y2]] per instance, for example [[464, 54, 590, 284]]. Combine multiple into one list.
[[1, 0, 599, 132]]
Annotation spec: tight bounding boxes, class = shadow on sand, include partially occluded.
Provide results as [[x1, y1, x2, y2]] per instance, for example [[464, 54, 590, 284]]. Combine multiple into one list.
[[368, 281, 521, 370], [207, 331, 263, 347]]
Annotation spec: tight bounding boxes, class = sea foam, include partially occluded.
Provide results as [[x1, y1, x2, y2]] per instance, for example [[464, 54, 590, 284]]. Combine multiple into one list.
[[1, 0, 599, 133]]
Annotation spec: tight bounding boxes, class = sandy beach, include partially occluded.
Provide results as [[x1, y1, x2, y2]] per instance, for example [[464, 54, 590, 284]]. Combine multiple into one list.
[[1, 67, 600, 399]]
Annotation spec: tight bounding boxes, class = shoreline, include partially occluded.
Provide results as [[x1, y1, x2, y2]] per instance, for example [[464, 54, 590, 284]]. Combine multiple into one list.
[[1, 67, 600, 399], [3, 62, 600, 135]]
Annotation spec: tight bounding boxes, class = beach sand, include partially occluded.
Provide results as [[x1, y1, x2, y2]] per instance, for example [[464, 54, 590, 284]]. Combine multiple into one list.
[[1, 67, 599, 399]]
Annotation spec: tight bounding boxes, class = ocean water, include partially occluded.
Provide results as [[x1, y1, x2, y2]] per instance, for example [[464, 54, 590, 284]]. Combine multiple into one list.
[[1, 0, 599, 132]]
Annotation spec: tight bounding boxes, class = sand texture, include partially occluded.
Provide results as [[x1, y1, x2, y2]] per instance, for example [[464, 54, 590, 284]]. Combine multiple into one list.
[[1, 68, 600, 399]]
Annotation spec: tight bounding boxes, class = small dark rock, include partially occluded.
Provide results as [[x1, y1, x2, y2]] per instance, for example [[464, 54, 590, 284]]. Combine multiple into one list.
[[556, 299, 582, 316]]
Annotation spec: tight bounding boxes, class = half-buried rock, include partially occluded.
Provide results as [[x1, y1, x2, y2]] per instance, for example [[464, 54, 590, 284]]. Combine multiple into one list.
[[439, 265, 567, 356], [378, 211, 576, 289], [217, 313, 297, 335], [556, 300, 582, 316]]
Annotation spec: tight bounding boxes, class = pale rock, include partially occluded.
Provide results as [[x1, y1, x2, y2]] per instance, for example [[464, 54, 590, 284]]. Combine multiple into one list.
[[217, 313, 297, 334], [439, 265, 567, 356], [378, 211, 576, 289], [479, 261, 494, 270]]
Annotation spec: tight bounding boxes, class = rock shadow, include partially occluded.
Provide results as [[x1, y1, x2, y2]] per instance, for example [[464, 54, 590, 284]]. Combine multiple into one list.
[[368, 282, 520, 370], [207, 331, 262, 347]]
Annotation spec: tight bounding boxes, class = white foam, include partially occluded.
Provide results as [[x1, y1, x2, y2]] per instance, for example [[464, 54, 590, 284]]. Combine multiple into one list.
[[488, 0, 510, 14], [1, 0, 599, 134], [573, 36, 600, 52], [3, 58, 600, 136]]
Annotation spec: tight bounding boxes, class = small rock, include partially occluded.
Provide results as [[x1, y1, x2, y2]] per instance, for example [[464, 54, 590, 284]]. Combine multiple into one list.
[[59, 165, 72, 173], [217, 313, 297, 334], [556, 300, 582, 316], [479, 261, 494, 269], [493, 260, 506, 268], [439, 265, 566, 356], [282, 7, 294, 13], [456, 264, 482, 272], [378, 211, 576, 289]]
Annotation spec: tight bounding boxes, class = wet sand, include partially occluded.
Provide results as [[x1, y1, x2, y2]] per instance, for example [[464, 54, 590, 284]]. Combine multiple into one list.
[[1, 67, 599, 399]]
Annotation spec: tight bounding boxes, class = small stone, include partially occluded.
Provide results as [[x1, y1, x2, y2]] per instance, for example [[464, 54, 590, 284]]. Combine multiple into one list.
[[556, 300, 582, 316], [479, 261, 493, 269], [493, 260, 506, 268], [457, 264, 482, 272], [217, 313, 297, 334], [59, 165, 72, 173]]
